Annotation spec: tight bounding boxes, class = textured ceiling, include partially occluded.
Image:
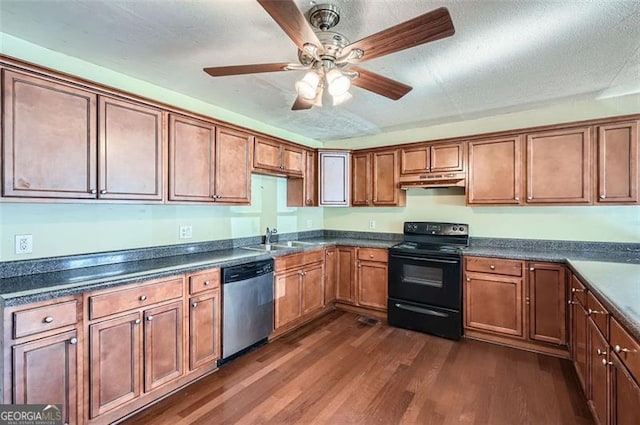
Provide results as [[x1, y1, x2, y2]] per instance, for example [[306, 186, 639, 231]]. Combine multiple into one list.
[[1, 0, 639, 142]]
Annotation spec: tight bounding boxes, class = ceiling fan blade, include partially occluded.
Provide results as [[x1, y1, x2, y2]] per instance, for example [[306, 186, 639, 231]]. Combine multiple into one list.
[[257, 0, 324, 53], [350, 66, 412, 100], [203, 63, 292, 77], [291, 95, 314, 110], [345, 7, 454, 63]]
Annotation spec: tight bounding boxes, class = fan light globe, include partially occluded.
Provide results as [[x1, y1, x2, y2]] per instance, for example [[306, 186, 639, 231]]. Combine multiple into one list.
[[332, 91, 352, 106], [326, 69, 351, 96], [295, 71, 320, 99]]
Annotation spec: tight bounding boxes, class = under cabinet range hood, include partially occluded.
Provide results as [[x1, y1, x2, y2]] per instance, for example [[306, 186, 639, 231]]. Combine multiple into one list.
[[399, 172, 466, 189]]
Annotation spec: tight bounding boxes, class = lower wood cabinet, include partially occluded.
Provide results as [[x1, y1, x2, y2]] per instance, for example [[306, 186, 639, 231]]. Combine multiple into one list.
[[609, 353, 640, 425], [569, 275, 589, 390], [189, 290, 221, 370], [334, 247, 388, 313], [463, 256, 568, 356], [324, 247, 337, 304], [588, 315, 609, 425], [336, 247, 356, 303], [143, 301, 184, 392]]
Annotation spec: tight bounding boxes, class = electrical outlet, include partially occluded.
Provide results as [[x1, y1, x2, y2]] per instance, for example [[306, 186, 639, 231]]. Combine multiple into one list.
[[306, 219, 313, 229], [179, 225, 193, 239], [15, 234, 33, 254], [369, 219, 376, 230]]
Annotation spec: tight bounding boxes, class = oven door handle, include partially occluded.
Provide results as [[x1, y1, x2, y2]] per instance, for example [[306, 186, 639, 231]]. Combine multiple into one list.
[[390, 254, 459, 264], [393, 303, 449, 317]]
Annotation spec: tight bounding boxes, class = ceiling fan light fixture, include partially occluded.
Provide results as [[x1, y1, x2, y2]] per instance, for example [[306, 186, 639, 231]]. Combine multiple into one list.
[[326, 68, 351, 96], [332, 91, 352, 106], [295, 70, 321, 99]]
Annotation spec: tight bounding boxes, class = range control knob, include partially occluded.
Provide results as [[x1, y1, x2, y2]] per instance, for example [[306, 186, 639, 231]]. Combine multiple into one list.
[[458, 226, 465, 232], [452, 226, 458, 231]]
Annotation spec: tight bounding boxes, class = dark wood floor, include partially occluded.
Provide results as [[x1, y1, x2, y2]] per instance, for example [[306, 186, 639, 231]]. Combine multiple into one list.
[[122, 311, 593, 425]]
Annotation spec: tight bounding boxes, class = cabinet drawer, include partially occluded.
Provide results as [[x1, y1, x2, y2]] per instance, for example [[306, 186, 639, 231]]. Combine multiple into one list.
[[357, 248, 388, 263], [275, 250, 324, 272], [89, 277, 184, 319], [189, 269, 220, 295], [587, 292, 609, 338], [610, 318, 640, 380], [13, 300, 78, 339], [465, 257, 523, 277], [570, 274, 588, 306]]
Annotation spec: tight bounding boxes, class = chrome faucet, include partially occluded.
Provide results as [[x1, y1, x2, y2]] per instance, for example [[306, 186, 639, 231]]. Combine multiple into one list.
[[265, 227, 277, 244]]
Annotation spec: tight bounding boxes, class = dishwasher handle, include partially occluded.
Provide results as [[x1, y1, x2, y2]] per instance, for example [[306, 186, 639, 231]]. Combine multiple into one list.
[[223, 259, 274, 283]]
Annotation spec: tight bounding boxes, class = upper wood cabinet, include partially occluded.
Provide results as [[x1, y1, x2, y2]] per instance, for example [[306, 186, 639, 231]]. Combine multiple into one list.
[[525, 127, 592, 204], [467, 136, 523, 205], [253, 137, 304, 177], [99, 96, 164, 201], [352, 149, 405, 207], [3, 69, 97, 199], [287, 149, 317, 207], [169, 114, 252, 204], [318, 151, 350, 206], [2, 69, 165, 202], [596, 120, 638, 204], [400, 142, 464, 177]]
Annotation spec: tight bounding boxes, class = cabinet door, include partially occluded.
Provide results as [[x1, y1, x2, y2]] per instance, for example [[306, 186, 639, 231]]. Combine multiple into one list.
[[13, 330, 78, 425], [282, 144, 304, 176], [98, 96, 164, 201], [570, 298, 589, 391], [189, 290, 221, 370], [610, 354, 640, 425], [304, 150, 317, 206], [526, 127, 592, 204], [467, 137, 522, 204], [214, 126, 252, 203], [319, 151, 349, 206], [597, 121, 638, 204], [588, 318, 609, 425], [400, 145, 429, 176], [274, 269, 302, 329], [357, 261, 388, 310], [528, 263, 567, 345], [430, 143, 464, 172], [372, 150, 401, 206], [169, 114, 215, 202], [90, 312, 142, 418], [3, 69, 97, 198], [351, 152, 371, 206], [253, 137, 282, 172], [336, 247, 356, 303], [464, 273, 524, 337], [144, 301, 184, 392], [324, 248, 337, 304], [301, 262, 324, 315]]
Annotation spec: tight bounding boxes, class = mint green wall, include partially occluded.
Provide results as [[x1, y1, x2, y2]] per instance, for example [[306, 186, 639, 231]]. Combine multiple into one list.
[[0, 175, 323, 261], [324, 189, 640, 242]]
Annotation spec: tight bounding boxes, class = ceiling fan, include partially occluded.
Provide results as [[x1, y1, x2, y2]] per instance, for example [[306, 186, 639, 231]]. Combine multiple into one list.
[[203, 0, 455, 110]]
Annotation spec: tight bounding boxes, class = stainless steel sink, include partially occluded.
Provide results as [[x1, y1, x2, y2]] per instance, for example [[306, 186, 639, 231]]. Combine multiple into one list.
[[274, 240, 324, 248], [240, 244, 287, 252]]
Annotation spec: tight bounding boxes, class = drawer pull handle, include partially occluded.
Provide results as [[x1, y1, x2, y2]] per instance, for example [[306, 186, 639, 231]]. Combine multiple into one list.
[[602, 358, 611, 366], [69, 337, 78, 345], [146, 315, 154, 321], [369, 254, 374, 258], [489, 265, 495, 270], [139, 295, 147, 301], [614, 345, 631, 354], [571, 288, 584, 293], [89, 189, 97, 194], [529, 267, 535, 271], [588, 308, 606, 315], [568, 300, 577, 305], [44, 316, 54, 323], [597, 348, 606, 356], [192, 302, 198, 308], [514, 196, 520, 201], [204, 281, 210, 286], [134, 319, 141, 324]]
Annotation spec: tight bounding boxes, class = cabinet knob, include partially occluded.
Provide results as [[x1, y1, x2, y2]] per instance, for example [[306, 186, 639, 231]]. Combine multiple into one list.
[[489, 265, 495, 270], [369, 254, 374, 258], [600, 195, 606, 199], [43, 316, 54, 323], [568, 300, 577, 305], [527, 196, 532, 200], [139, 295, 147, 301], [146, 315, 154, 321], [134, 319, 141, 324], [69, 337, 78, 345], [614, 345, 631, 354], [89, 189, 97, 194], [529, 267, 535, 271], [588, 308, 605, 316], [602, 358, 610, 366], [596, 348, 607, 356], [100, 189, 107, 194], [525, 297, 530, 305], [514, 197, 520, 201], [466, 277, 471, 282], [204, 281, 210, 286], [571, 288, 584, 293], [192, 302, 198, 308]]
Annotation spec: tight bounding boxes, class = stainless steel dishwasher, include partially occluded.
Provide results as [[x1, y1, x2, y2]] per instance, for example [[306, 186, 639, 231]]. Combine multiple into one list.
[[221, 259, 274, 363]]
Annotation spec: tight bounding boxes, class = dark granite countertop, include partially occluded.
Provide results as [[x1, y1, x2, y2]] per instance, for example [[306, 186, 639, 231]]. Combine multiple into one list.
[[0, 237, 397, 306]]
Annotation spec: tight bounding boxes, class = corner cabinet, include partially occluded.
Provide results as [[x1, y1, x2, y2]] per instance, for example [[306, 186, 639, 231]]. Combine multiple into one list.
[[287, 149, 317, 207], [169, 114, 252, 204], [352, 149, 405, 207]]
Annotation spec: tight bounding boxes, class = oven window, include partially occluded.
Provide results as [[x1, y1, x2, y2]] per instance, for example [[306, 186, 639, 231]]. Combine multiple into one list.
[[402, 264, 443, 288]]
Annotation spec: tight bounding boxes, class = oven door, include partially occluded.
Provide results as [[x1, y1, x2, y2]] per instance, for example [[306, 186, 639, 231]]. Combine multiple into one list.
[[388, 251, 461, 310]]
